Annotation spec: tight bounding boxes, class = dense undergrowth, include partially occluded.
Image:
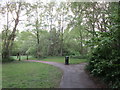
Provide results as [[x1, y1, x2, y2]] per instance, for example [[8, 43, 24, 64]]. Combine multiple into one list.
[[86, 46, 120, 88], [86, 2, 120, 88]]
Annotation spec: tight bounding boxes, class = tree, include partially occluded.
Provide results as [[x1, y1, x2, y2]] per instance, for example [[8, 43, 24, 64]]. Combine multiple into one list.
[[2, 2, 23, 61], [86, 2, 120, 88], [25, 2, 45, 58], [56, 2, 69, 56], [69, 2, 91, 55]]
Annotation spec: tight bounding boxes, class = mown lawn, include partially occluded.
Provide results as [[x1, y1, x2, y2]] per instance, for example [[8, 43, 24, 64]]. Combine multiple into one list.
[[2, 61, 63, 88], [11, 56, 89, 64], [39, 56, 88, 64]]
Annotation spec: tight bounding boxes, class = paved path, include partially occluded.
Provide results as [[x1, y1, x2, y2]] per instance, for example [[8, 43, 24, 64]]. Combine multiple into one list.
[[25, 60, 98, 88]]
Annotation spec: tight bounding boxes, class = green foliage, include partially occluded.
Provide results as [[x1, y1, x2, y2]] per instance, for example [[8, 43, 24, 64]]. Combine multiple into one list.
[[86, 32, 120, 88], [11, 31, 37, 56], [86, 2, 120, 88], [87, 57, 120, 88]]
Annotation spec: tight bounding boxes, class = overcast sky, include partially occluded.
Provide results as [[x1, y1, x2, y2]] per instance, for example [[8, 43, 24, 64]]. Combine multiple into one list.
[[0, 0, 71, 33], [0, 0, 119, 33]]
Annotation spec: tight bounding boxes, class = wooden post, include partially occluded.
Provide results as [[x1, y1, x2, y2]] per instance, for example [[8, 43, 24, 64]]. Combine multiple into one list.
[[19, 53, 21, 61], [17, 53, 19, 59]]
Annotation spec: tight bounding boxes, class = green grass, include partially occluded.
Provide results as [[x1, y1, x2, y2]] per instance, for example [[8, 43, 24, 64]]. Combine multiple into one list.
[[11, 55, 35, 60], [39, 56, 88, 64], [3, 56, 88, 88], [11, 56, 89, 64], [2, 61, 63, 88]]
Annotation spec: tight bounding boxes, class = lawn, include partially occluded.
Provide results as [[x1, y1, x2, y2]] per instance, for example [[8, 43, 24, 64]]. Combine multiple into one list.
[[2, 61, 63, 88], [11, 55, 36, 60], [3, 56, 88, 88], [39, 56, 88, 64], [11, 56, 89, 64]]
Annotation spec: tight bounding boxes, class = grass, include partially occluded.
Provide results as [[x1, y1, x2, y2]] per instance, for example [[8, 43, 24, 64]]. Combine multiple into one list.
[[3, 56, 88, 88], [11, 55, 36, 60], [11, 56, 89, 64], [38, 56, 89, 64], [2, 61, 63, 88]]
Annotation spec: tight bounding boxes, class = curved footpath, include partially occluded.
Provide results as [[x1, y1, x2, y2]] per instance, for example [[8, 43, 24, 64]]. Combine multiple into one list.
[[25, 60, 99, 88]]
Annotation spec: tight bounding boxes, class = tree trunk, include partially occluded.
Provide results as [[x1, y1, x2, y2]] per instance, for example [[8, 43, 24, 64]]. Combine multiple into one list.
[[79, 29, 83, 55], [36, 18, 40, 58], [19, 54, 21, 61], [60, 27, 63, 56], [2, 2, 21, 61]]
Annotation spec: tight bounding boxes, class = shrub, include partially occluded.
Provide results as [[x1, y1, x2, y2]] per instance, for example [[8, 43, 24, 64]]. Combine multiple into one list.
[[86, 52, 120, 88], [2, 57, 15, 63]]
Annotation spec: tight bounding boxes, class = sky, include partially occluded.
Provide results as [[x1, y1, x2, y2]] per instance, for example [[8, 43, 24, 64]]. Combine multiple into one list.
[[0, 0, 119, 33], [0, 0, 73, 33]]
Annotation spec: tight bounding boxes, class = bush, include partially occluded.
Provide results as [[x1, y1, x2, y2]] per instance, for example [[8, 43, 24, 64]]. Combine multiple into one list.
[[2, 57, 15, 63], [86, 51, 120, 88], [86, 36, 120, 88]]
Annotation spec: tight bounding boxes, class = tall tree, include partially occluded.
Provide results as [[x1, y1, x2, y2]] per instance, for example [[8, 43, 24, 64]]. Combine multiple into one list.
[[57, 2, 69, 56], [2, 2, 23, 60], [25, 2, 45, 58]]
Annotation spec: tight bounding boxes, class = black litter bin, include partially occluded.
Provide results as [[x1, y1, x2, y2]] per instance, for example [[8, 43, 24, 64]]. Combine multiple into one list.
[[65, 56, 69, 65]]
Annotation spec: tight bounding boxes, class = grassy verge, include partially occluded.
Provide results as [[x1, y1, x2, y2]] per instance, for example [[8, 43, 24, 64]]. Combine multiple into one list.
[[2, 61, 63, 88]]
